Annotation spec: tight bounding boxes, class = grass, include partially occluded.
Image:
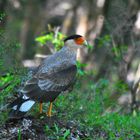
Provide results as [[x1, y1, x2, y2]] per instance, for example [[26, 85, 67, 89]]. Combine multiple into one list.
[[41, 76, 140, 139], [0, 73, 21, 124], [18, 128, 21, 140], [1, 73, 140, 139]]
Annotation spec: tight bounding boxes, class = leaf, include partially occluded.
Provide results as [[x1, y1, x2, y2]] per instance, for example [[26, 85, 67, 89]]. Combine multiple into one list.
[[35, 34, 53, 45], [63, 129, 70, 139], [18, 129, 21, 140], [54, 123, 59, 134], [133, 110, 137, 117]]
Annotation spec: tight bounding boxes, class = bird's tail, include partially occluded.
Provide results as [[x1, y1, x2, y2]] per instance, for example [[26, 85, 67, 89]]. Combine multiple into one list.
[[8, 95, 35, 119]]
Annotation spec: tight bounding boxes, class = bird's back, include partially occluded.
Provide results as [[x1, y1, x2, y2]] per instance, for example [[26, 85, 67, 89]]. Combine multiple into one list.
[[22, 46, 77, 102]]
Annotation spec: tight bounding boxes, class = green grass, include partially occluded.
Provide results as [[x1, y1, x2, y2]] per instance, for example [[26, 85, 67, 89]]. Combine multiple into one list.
[[18, 128, 21, 140], [0, 73, 21, 124], [1, 73, 140, 139], [47, 76, 140, 139]]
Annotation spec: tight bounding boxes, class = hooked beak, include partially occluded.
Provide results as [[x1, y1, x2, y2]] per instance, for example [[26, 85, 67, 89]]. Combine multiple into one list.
[[83, 40, 89, 47]]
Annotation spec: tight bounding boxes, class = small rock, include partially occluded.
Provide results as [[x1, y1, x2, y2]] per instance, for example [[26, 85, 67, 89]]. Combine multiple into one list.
[[22, 119, 32, 130]]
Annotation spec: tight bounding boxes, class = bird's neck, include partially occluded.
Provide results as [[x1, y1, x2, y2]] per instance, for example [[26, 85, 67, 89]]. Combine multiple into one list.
[[66, 46, 78, 55], [61, 47, 77, 62]]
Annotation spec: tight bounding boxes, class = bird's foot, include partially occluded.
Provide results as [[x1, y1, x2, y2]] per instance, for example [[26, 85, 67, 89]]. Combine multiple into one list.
[[47, 102, 53, 117]]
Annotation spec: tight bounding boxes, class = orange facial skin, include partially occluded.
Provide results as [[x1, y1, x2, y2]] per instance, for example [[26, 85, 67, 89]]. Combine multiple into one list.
[[74, 37, 85, 45]]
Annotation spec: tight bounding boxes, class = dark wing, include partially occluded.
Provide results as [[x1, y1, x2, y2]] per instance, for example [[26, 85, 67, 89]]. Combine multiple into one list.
[[21, 64, 77, 101], [38, 65, 77, 91]]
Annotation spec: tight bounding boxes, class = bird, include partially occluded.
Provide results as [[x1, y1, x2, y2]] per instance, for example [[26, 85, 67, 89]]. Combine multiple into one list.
[[8, 34, 88, 119]]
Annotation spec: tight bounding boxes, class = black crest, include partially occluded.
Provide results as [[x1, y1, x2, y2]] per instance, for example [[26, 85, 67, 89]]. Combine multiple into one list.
[[64, 34, 82, 42]]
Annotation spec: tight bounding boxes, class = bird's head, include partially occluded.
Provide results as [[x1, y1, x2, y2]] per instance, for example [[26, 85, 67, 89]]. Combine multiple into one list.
[[64, 34, 88, 50]]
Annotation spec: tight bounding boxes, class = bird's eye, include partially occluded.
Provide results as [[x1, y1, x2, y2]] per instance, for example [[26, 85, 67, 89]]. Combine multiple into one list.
[[74, 37, 85, 45]]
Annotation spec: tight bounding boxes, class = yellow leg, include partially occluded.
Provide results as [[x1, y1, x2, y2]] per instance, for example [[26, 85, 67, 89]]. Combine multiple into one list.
[[47, 102, 53, 117], [39, 102, 43, 114]]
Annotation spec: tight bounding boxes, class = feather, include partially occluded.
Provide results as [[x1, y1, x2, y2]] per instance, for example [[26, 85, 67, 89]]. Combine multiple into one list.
[[8, 95, 35, 119]]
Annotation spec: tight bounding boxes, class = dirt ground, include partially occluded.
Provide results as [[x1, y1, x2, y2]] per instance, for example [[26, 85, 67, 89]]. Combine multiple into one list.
[[0, 115, 93, 140]]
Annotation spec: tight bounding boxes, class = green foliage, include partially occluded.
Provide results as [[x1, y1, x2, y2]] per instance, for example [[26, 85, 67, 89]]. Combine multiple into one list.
[[0, 13, 23, 124], [0, 73, 21, 103], [45, 124, 70, 139], [111, 44, 128, 61], [0, 73, 21, 124], [0, 73, 21, 92], [97, 35, 128, 62], [98, 35, 111, 48], [0, 16, 21, 73], [35, 32, 65, 51], [0, 12, 5, 26], [90, 113, 140, 139], [87, 44, 94, 52], [113, 80, 128, 93], [76, 61, 87, 77], [18, 129, 21, 140], [0, 12, 22, 100]]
